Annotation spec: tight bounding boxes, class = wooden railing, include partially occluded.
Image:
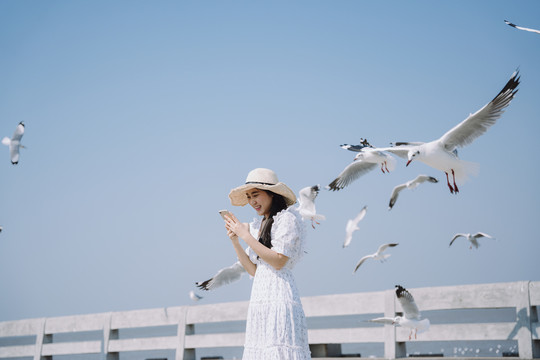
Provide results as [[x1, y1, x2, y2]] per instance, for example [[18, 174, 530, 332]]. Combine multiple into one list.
[[0, 280, 538, 359]]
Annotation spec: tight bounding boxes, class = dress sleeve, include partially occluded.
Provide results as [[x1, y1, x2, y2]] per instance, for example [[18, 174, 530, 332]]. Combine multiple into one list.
[[271, 211, 301, 258]]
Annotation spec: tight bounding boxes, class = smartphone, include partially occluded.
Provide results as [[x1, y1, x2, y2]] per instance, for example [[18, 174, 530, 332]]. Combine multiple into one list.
[[218, 209, 231, 220]]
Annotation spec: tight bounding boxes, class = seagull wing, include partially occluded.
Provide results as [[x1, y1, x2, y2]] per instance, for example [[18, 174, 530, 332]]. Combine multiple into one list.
[[353, 255, 373, 273], [298, 185, 315, 210], [9, 143, 20, 164], [367, 317, 396, 325], [11, 122, 25, 142], [343, 207, 366, 247], [449, 233, 466, 247], [389, 183, 407, 210], [352, 206, 368, 225], [505, 20, 540, 34], [340, 144, 366, 152], [377, 144, 417, 160], [395, 285, 421, 320], [438, 70, 520, 151], [411, 175, 439, 187], [343, 232, 353, 248], [327, 160, 378, 191], [301, 185, 320, 202], [195, 261, 246, 291], [377, 243, 399, 254], [473, 232, 493, 239]]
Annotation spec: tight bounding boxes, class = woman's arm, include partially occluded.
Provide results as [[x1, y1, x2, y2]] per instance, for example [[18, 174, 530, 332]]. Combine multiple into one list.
[[226, 228, 257, 276], [225, 213, 289, 271]]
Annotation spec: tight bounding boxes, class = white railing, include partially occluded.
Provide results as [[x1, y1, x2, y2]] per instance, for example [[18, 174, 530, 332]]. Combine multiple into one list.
[[0, 280, 538, 359]]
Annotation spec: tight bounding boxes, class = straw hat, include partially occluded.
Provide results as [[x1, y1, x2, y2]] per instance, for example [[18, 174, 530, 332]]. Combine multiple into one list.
[[229, 168, 297, 207]]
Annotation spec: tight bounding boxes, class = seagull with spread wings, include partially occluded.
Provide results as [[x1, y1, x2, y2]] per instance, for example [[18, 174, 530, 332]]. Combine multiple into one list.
[[196, 261, 246, 291], [379, 70, 520, 194], [343, 206, 367, 248], [327, 148, 397, 191], [368, 285, 430, 340], [2, 122, 26, 165], [353, 243, 398, 273], [388, 175, 439, 210], [297, 185, 326, 228], [449, 232, 494, 249]]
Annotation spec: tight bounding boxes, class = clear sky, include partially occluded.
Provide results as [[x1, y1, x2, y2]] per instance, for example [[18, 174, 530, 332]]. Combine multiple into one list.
[[1, 0, 539, 322]]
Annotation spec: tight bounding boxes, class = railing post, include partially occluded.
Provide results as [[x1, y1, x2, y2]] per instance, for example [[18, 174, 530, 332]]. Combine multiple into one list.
[[516, 281, 533, 359], [384, 289, 405, 359], [175, 306, 195, 360], [103, 312, 119, 360], [33, 318, 51, 360], [530, 282, 540, 358]]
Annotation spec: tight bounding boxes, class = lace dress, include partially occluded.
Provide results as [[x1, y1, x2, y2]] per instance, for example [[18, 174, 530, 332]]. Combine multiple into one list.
[[243, 208, 311, 360]]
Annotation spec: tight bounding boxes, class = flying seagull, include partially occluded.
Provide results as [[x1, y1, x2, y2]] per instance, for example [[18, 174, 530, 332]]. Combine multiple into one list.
[[297, 185, 326, 228], [189, 290, 203, 302], [368, 285, 430, 340], [340, 138, 373, 152], [388, 175, 439, 210], [353, 243, 398, 273], [505, 20, 540, 35], [343, 206, 367, 248], [327, 148, 397, 191], [2, 122, 26, 165], [379, 70, 520, 194], [449, 232, 494, 249], [196, 261, 246, 291]]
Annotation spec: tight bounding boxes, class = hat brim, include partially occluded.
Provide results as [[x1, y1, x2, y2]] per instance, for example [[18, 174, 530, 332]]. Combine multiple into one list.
[[229, 182, 297, 207]]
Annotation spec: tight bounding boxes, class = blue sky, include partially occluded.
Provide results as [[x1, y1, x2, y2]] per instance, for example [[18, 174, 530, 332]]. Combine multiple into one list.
[[1, 1, 539, 322]]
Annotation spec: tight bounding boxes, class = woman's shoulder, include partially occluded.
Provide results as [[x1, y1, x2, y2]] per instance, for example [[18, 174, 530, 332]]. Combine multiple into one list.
[[273, 207, 303, 226]]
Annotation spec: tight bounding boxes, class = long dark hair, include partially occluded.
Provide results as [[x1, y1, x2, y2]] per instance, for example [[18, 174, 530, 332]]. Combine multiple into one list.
[[259, 190, 288, 250]]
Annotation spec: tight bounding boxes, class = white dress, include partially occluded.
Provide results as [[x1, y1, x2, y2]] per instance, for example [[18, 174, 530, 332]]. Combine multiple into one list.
[[243, 208, 311, 360]]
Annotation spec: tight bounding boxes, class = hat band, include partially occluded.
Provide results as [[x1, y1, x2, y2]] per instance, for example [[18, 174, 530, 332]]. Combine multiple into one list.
[[245, 181, 276, 186]]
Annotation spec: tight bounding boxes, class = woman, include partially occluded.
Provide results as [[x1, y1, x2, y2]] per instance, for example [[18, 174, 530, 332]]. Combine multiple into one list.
[[224, 168, 311, 359]]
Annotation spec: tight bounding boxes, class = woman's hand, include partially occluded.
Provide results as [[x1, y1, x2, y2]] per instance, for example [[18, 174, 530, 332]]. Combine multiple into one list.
[[226, 227, 239, 243], [224, 212, 250, 240]]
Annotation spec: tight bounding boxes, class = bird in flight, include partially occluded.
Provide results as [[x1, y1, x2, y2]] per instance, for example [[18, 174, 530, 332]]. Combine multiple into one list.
[[379, 70, 520, 194], [388, 175, 438, 210], [297, 185, 326, 228], [449, 232, 494, 249], [368, 285, 430, 340], [353, 243, 398, 273], [504, 20, 540, 34], [2, 122, 26, 165]]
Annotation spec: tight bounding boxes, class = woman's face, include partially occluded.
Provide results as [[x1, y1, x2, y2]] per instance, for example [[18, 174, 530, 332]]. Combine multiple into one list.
[[246, 188, 273, 217]]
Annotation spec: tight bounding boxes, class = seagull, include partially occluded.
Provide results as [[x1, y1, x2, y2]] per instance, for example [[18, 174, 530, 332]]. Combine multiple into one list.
[[2, 122, 26, 165], [449, 232, 494, 249], [380, 70, 520, 194], [505, 20, 540, 35], [327, 148, 397, 191], [189, 290, 203, 302], [343, 206, 367, 248], [195, 261, 246, 291], [368, 285, 430, 340], [340, 138, 373, 152], [297, 185, 326, 228], [353, 243, 398, 273], [388, 175, 439, 210]]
